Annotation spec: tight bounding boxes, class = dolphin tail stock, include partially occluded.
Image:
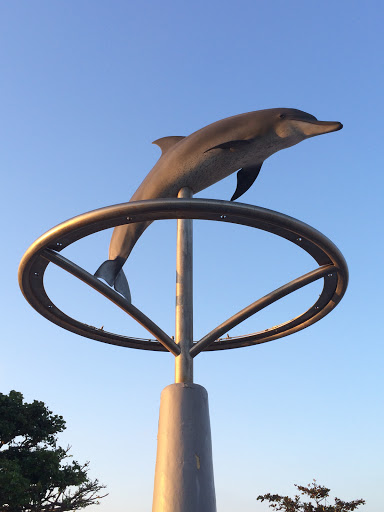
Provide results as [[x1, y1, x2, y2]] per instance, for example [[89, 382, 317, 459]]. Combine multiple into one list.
[[94, 258, 131, 303]]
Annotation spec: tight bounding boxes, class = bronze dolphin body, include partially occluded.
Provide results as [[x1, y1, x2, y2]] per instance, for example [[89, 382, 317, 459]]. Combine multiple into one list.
[[95, 108, 342, 301]]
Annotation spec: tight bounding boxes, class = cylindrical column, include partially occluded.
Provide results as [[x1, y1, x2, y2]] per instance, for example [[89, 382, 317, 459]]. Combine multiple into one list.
[[175, 187, 193, 384], [152, 383, 216, 512]]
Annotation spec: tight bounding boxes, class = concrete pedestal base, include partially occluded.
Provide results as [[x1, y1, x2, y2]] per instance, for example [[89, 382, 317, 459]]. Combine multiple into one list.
[[152, 383, 216, 512]]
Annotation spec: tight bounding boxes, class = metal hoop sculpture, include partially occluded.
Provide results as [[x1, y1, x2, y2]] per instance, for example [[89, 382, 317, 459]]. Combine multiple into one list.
[[18, 198, 348, 356]]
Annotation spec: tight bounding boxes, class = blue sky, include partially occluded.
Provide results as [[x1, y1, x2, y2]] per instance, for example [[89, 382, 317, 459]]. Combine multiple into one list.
[[1, 1, 383, 511]]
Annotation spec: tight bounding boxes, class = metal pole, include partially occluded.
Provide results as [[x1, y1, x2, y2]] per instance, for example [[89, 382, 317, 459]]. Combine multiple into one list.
[[152, 188, 216, 511], [175, 187, 193, 383]]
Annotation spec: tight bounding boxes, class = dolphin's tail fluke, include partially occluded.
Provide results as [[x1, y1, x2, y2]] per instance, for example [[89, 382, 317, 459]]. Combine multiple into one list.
[[94, 259, 131, 303]]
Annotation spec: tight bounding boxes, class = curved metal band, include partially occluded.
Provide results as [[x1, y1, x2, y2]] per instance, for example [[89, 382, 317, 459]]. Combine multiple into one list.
[[18, 199, 348, 352]]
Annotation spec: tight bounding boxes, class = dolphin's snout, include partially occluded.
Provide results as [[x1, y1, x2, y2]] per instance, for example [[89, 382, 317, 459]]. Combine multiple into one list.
[[320, 121, 343, 132], [313, 120, 343, 136], [295, 119, 343, 137]]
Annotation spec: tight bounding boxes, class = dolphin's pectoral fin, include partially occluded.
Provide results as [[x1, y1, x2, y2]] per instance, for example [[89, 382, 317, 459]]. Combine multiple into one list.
[[231, 164, 263, 201], [204, 139, 252, 153], [152, 136, 186, 155], [95, 259, 131, 302]]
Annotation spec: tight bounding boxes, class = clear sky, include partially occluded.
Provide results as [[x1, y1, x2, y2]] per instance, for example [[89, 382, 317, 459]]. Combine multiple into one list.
[[1, 1, 383, 511]]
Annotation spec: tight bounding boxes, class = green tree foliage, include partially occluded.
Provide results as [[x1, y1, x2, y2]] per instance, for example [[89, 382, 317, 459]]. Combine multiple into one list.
[[0, 391, 107, 511], [257, 481, 365, 512]]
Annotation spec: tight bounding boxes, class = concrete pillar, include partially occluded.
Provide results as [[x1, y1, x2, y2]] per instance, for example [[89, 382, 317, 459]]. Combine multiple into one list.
[[152, 383, 216, 512]]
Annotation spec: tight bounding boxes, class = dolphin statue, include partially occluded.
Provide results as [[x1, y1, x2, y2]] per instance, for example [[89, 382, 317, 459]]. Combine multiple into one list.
[[95, 108, 342, 301]]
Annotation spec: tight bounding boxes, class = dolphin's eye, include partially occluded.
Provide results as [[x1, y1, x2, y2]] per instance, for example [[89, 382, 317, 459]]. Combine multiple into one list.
[[279, 114, 286, 119]]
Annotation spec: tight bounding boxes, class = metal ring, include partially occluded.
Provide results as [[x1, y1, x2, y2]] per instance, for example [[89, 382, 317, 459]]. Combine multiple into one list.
[[18, 198, 348, 353]]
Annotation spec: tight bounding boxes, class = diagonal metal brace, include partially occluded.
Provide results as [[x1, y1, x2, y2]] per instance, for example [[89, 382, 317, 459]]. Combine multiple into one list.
[[42, 248, 181, 356]]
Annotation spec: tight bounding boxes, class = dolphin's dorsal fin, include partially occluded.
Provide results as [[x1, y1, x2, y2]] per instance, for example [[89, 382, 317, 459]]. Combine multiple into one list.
[[231, 163, 263, 201], [152, 136, 186, 155]]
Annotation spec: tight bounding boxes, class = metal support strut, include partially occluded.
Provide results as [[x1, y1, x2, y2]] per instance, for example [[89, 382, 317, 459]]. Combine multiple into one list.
[[18, 194, 347, 512], [175, 187, 194, 384]]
